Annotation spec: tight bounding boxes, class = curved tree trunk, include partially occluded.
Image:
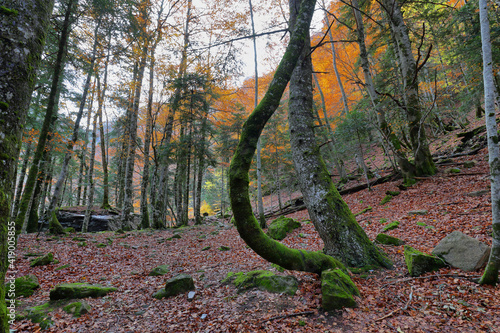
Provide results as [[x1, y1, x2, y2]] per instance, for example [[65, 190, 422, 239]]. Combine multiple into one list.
[[230, 0, 345, 274], [288, 0, 391, 268]]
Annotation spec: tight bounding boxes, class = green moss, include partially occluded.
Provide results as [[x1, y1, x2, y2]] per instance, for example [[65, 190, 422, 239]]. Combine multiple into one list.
[[48, 210, 65, 235], [96, 243, 107, 248], [49, 283, 117, 300], [77, 241, 87, 247], [5, 274, 39, 298], [30, 253, 54, 267], [383, 221, 399, 232], [222, 270, 298, 295], [380, 195, 393, 205], [0, 101, 9, 110], [163, 274, 195, 297], [55, 264, 70, 271], [321, 269, 359, 311], [201, 246, 211, 251], [354, 206, 372, 216], [375, 233, 404, 246], [148, 265, 169, 276], [0, 6, 18, 16], [386, 191, 400, 196], [63, 301, 90, 317], [219, 246, 230, 251], [404, 246, 446, 277], [63, 227, 75, 233], [266, 216, 301, 240]]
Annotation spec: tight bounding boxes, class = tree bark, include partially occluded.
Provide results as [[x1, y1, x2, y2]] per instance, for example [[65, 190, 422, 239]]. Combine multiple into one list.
[[229, 0, 346, 274], [288, 0, 391, 268], [478, 0, 500, 286], [82, 111, 99, 233]]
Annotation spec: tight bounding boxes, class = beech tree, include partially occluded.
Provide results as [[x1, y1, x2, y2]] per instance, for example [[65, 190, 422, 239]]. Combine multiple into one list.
[[0, 0, 55, 330]]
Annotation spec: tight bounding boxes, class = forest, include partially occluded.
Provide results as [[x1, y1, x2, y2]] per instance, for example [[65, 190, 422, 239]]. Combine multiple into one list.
[[1, 0, 499, 331]]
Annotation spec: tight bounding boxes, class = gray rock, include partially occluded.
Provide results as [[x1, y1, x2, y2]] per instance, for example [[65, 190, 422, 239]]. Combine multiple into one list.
[[149, 265, 170, 276], [467, 189, 489, 197], [164, 274, 195, 297], [404, 246, 446, 277], [432, 231, 491, 271]]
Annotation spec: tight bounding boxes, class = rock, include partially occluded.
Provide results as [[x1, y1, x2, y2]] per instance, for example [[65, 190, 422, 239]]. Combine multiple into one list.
[[321, 269, 359, 311], [152, 288, 169, 299], [444, 167, 461, 174], [408, 210, 428, 215], [219, 246, 230, 251], [24, 302, 59, 329], [5, 274, 39, 298], [404, 246, 446, 277], [266, 216, 301, 240], [50, 283, 117, 300], [201, 313, 207, 319], [222, 270, 298, 295], [149, 265, 169, 276], [163, 274, 195, 298], [382, 221, 399, 232], [63, 227, 76, 233], [96, 243, 107, 248], [385, 190, 400, 196], [467, 189, 489, 197], [201, 246, 211, 251], [187, 291, 196, 301], [375, 234, 404, 246], [463, 160, 477, 168], [432, 231, 491, 271], [63, 301, 91, 317], [30, 253, 54, 267]]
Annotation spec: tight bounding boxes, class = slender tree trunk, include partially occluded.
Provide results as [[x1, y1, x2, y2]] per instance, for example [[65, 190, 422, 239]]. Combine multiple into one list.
[[99, 33, 111, 210], [0, 1, 55, 329], [288, 0, 391, 268], [45, 17, 100, 227], [479, 0, 500, 285], [14, 0, 74, 234], [194, 115, 208, 225], [11, 141, 33, 220], [83, 111, 99, 233]]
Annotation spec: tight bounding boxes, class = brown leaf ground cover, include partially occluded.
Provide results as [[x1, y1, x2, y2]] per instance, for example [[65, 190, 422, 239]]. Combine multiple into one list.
[[11, 120, 500, 332]]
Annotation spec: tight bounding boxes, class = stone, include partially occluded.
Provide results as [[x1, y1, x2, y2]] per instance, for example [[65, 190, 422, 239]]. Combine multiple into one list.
[[432, 231, 491, 271], [63, 301, 91, 317], [463, 160, 477, 168], [222, 270, 298, 295], [30, 253, 54, 267], [149, 265, 169, 276], [163, 274, 195, 298], [382, 221, 399, 232], [375, 234, 404, 246], [50, 283, 117, 300], [467, 189, 489, 197], [404, 246, 446, 277], [444, 167, 461, 174], [321, 269, 359, 311], [408, 210, 428, 215], [5, 274, 39, 298], [219, 246, 230, 251], [187, 291, 196, 301], [266, 216, 301, 240], [385, 190, 400, 196]]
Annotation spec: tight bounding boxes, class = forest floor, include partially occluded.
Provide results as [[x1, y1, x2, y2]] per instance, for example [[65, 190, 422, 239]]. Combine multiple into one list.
[[11, 116, 500, 332]]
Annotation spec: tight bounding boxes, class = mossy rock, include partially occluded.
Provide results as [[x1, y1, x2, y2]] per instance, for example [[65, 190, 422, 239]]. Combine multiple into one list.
[[63, 227, 76, 233], [5, 274, 39, 298], [201, 246, 211, 251], [444, 167, 461, 174], [77, 241, 87, 247], [222, 270, 298, 295], [382, 221, 399, 232], [463, 160, 477, 168], [55, 264, 70, 271], [152, 288, 169, 300], [354, 206, 373, 216], [25, 302, 58, 329], [72, 237, 86, 241], [375, 234, 405, 246], [30, 253, 54, 267], [321, 269, 359, 311], [63, 300, 91, 317], [385, 191, 400, 196], [171, 234, 182, 239], [163, 274, 195, 298], [49, 283, 117, 300], [149, 265, 169, 276], [404, 246, 446, 277], [266, 216, 301, 240], [219, 246, 230, 251], [380, 195, 393, 205], [96, 243, 107, 248]]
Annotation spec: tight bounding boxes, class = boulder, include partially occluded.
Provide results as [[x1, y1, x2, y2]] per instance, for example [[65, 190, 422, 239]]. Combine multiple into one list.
[[321, 269, 359, 311], [404, 246, 446, 277], [5, 274, 39, 298], [149, 265, 169, 276], [50, 283, 117, 300], [63, 300, 91, 317], [432, 231, 491, 271], [30, 253, 54, 267], [222, 270, 298, 295], [266, 216, 301, 240], [163, 274, 195, 298], [375, 234, 404, 246]]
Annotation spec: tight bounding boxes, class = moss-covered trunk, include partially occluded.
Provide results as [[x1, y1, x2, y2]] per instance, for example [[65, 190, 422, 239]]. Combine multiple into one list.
[[229, 0, 345, 274], [0, 1, 55, 331], [287, 0, 391, 269]]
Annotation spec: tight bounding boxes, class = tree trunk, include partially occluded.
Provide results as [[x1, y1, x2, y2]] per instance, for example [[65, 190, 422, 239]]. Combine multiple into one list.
[[11, 141, 33, 220], [288, 0, 391, 268], [229, 0, 346, 274], [45, 16, 100, 225], [82, 111, 99, 233], [14, 0, 74, 234], [478, 0, 500, 286], [381, 0, 436, 177]]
